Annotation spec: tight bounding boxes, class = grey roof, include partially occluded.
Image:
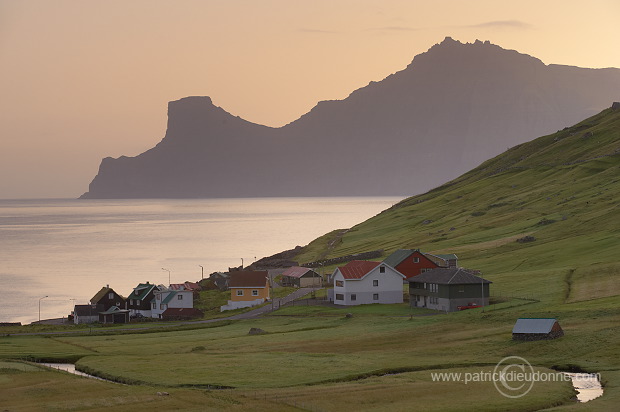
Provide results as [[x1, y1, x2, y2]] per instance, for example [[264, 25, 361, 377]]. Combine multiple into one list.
[[383, 249, 417, 267], [281, 266, 318, 279], [512, 318, 558, 334], [434, 253, 458, 261], [74, 304, 103, 317], [407, 268, 491, 284]]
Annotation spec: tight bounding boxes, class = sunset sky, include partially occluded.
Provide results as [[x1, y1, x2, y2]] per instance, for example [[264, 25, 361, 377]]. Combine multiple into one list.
[[1, 0, 619, 199]]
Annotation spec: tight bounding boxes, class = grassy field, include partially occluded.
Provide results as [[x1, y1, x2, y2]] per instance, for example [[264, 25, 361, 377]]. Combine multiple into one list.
[[1, 108, 618, 410]]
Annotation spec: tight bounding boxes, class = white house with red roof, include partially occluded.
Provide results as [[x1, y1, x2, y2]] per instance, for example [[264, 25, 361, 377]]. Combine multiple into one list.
[[329, 260, 406, 306]]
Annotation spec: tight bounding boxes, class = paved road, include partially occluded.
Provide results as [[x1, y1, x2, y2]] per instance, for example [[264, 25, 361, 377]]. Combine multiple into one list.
[[9, 288, 316, 336]]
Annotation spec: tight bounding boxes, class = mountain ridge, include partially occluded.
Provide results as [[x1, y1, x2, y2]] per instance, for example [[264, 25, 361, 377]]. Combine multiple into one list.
[[81, 37, 620, 199]]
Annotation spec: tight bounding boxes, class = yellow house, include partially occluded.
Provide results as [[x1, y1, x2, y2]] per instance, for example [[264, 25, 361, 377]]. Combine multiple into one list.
[[221, 271, 270, 311]]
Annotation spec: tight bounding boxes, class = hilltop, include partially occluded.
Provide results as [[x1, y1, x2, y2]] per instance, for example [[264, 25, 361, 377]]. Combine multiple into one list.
[[81, 38, 620, 198], [296, 104, 620, 304]]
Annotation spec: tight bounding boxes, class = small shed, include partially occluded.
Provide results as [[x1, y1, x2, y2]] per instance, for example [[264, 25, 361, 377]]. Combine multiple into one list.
[[281, 266, 322, 288], [99, 306, 130, 324], [512, 318, 564, 341], [73, 304, 104, 324]]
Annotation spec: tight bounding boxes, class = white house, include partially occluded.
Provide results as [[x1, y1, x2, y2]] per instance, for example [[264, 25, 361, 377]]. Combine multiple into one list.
[[329, 260, 406, 305], [150, 288, 194, 319]]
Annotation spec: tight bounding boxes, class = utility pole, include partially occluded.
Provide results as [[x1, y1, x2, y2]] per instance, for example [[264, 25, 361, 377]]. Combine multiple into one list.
[[162, 268, 171, 286], [38, 295, 48, 323]]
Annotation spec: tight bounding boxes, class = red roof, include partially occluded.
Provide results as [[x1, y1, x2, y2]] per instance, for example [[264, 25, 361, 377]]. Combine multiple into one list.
[[169, 282, 201, 291], [337, 261, 381, 279], [229, 271, 269, 288], [281, 266, 315, 279]]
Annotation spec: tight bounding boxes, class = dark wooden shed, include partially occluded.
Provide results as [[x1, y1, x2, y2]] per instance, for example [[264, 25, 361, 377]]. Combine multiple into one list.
[[512, 318, 564, 341]]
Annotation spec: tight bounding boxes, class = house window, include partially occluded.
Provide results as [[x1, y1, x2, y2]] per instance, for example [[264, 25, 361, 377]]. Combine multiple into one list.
[[130, 299, 134, 305], [160, 304, 167, 310], [108, 293, 114, 299], [236, 290, 244, 296], [157, 294, 161, 300], [177, 295, 183, 300], [351, 294, 356, 301], [459, 285, 465, 292], [152, 302, 156, 309], [373, 279, 379, 287], [252, 290, 259, 296], [373, 293, 379, 300], [335, 294, 344, 300], [379, 266, 385, 273], [413, 257, 420, 263], [335, 280, 344, 287]]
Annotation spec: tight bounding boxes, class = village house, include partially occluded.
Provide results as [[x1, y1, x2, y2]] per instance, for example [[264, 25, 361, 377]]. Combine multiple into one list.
[[90, 285, 126, 311], [281, 266, 323, 288], [126, 282, 159, 318], [328, 260, 406, 306], [408, 268, 491, 312], [220, 271, 270, 311], [151, 288, 195, 319], [383, 249, 456, 279], [209, 272, 230, 291], [512, 318, 564, 341], [72, 304, 103, 324]]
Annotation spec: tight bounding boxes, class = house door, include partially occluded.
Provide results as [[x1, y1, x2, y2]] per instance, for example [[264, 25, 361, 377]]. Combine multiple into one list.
[[423, 296, 427, 307]]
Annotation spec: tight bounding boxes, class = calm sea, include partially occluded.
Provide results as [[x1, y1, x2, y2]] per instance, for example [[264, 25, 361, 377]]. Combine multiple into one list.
[[0, 197, 401, 324]]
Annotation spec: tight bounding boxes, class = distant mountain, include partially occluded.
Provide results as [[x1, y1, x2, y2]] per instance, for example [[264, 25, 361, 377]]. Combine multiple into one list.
[[80, 37, 620, 199]]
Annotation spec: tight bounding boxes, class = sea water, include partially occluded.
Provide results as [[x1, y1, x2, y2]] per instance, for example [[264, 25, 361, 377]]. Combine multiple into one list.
[[0, 197, 401, 324]]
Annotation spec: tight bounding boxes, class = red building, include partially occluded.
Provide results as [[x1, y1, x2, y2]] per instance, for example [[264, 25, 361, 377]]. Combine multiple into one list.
[[382, 249, 454, 279]]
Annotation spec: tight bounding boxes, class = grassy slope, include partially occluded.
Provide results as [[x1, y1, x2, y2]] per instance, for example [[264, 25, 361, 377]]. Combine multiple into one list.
[[1, 108, 619, 411], [299, 107, 620, 298]]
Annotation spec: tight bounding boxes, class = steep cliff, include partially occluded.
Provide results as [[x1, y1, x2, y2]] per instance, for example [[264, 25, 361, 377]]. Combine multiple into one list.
[[81, 37, 620, 198]]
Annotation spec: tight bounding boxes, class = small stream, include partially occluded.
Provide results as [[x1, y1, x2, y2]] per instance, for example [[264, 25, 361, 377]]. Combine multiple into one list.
[[39, 363, 604, 402], [563, 372, 603, 402]]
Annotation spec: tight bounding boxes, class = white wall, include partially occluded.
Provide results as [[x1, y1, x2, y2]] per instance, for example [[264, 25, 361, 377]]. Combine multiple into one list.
[[333, 265, 404, 306]]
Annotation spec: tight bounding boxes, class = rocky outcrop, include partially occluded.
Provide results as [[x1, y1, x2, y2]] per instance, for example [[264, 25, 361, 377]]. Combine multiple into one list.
[[81, 38, 620, 199]]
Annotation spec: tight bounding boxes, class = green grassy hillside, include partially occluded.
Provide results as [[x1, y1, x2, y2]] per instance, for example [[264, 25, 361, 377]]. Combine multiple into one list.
[[2, 107, 619, 411], [297, 106, 620, 304]]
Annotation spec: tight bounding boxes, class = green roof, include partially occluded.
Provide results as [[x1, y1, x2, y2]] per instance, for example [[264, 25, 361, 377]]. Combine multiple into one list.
[[128, 283, 156, 300], [90, 287, 110, 304], [99, 306, 130, 315], [383, 249, 417, 267], [161, 291, 178, 305]]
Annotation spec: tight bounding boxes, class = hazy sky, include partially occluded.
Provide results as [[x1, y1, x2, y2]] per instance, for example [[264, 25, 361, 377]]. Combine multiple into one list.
[[1, 0, 619, 199]]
